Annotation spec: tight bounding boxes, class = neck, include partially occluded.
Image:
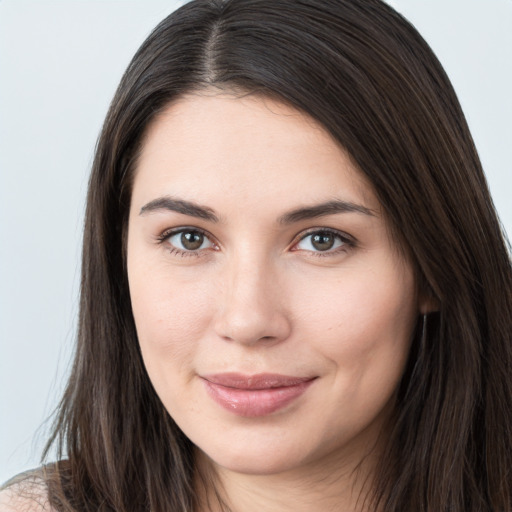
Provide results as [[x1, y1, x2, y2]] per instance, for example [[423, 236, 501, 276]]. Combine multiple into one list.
[[194, 440, 382, 512]]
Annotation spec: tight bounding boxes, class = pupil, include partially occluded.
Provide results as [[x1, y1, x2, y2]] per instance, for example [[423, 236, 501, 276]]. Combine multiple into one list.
[[312, 233, 334, 251], [181, 231, 203, 250]]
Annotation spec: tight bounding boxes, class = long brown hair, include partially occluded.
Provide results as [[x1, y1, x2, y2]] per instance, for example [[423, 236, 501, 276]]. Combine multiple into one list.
[[40, 0, 512, 510]]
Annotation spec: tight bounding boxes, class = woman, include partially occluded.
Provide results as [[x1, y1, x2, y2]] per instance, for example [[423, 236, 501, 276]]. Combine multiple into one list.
[[2, 0, 511, 511]]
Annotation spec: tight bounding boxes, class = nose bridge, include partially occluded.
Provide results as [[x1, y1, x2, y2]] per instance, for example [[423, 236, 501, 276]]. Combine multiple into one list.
[[214, 248, 291, 345]]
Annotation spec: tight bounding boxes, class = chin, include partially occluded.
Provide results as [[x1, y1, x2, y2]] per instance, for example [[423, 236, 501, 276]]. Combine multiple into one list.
[[198, 443, 308, 476]]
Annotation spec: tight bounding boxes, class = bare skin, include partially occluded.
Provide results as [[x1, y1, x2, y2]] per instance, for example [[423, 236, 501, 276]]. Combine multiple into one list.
[[127, 91, 428, 512]]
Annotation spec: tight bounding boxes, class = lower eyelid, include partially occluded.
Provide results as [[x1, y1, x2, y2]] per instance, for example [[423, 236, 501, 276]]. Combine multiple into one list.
[[157, 227, 219, 257], [156, 227, 354, 257], [293, 230, 355, 252], [167, 247, 203, 258], [169, 231, 213, 249]]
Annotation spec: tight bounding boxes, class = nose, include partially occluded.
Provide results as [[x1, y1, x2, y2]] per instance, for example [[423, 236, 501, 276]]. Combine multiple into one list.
[[213, 256, 292, 346]]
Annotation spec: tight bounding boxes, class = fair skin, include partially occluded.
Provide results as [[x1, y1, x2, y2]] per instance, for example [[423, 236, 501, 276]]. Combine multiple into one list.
[[126, 92, 424, 512]]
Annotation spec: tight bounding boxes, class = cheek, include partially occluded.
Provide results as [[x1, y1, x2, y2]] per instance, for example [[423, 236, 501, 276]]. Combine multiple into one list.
[[127, 259, 216, 379], [289, 264, 417, 443], [294, 261, 417, 390]]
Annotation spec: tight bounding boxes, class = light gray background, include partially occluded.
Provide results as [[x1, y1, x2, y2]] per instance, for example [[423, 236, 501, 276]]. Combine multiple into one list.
[[1, 0, 511, 483]]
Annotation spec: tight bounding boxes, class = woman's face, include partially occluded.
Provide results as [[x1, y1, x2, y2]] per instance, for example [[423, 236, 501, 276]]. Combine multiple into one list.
[[127, 93, 421, 476]]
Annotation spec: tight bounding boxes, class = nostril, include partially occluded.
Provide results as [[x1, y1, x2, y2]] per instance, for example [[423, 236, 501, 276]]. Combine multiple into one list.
[[212, 271, 292, 345], [213, 307, 292, 346]]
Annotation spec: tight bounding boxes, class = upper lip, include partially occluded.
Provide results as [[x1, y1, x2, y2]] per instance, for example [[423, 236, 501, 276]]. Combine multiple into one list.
[[201, 373, 316, 390]]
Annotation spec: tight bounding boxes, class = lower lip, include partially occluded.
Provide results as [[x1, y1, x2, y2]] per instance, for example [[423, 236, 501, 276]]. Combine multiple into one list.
[[202, 379, 314, 417]]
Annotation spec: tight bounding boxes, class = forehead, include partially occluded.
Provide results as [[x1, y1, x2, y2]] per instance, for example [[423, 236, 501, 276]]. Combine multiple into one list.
[[131, 92, 379, 216]]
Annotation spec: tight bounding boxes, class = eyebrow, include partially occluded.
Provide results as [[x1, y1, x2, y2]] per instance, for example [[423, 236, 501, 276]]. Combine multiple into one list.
[[139, 197, 219, 222], [139, 196, 375, 223], [278, 199, 376, 224]]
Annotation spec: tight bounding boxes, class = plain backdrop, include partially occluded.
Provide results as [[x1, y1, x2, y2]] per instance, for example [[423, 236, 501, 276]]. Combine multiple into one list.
[[1, 0, 511, 483]]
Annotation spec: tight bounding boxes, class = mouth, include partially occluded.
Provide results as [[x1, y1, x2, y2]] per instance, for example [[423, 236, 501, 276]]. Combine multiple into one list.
[[201, 373, 317, 417]]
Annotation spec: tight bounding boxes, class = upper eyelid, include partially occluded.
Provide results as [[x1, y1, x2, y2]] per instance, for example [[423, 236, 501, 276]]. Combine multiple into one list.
[[157, 227, 216, 258], [157, 225, 355, 250], [290, 227, 357, 254], [159, 226, 212, 240], [295, 227, 355, 243]]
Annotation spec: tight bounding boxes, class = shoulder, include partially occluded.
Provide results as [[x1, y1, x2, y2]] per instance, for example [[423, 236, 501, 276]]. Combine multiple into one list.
[[0, 469, 54, 512]]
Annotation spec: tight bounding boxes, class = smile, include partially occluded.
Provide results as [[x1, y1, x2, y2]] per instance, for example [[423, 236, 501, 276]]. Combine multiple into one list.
[[201, 373, 316, 417]]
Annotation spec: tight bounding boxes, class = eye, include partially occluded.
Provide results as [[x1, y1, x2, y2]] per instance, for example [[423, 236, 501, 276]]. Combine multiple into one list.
[[294, 229, 352, 253], [162, 228, 215, 254]]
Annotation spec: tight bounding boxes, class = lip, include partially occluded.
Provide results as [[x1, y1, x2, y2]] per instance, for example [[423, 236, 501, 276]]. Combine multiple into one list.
[[201, 373, 316, 417]]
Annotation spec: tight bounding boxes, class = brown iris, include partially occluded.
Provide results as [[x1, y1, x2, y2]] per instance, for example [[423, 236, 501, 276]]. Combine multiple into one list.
[[181, 231, 204, 250], [311, 232, 336, 251]]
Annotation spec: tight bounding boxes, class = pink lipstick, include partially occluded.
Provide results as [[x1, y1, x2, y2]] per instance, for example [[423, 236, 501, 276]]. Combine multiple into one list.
[[201, 373, 316, 417]]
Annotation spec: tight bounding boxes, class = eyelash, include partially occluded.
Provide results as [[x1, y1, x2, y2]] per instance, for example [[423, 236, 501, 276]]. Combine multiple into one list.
[[293, 228, 356, 257], [156, 226, 216, 258], [156, 227, 356, 258]]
